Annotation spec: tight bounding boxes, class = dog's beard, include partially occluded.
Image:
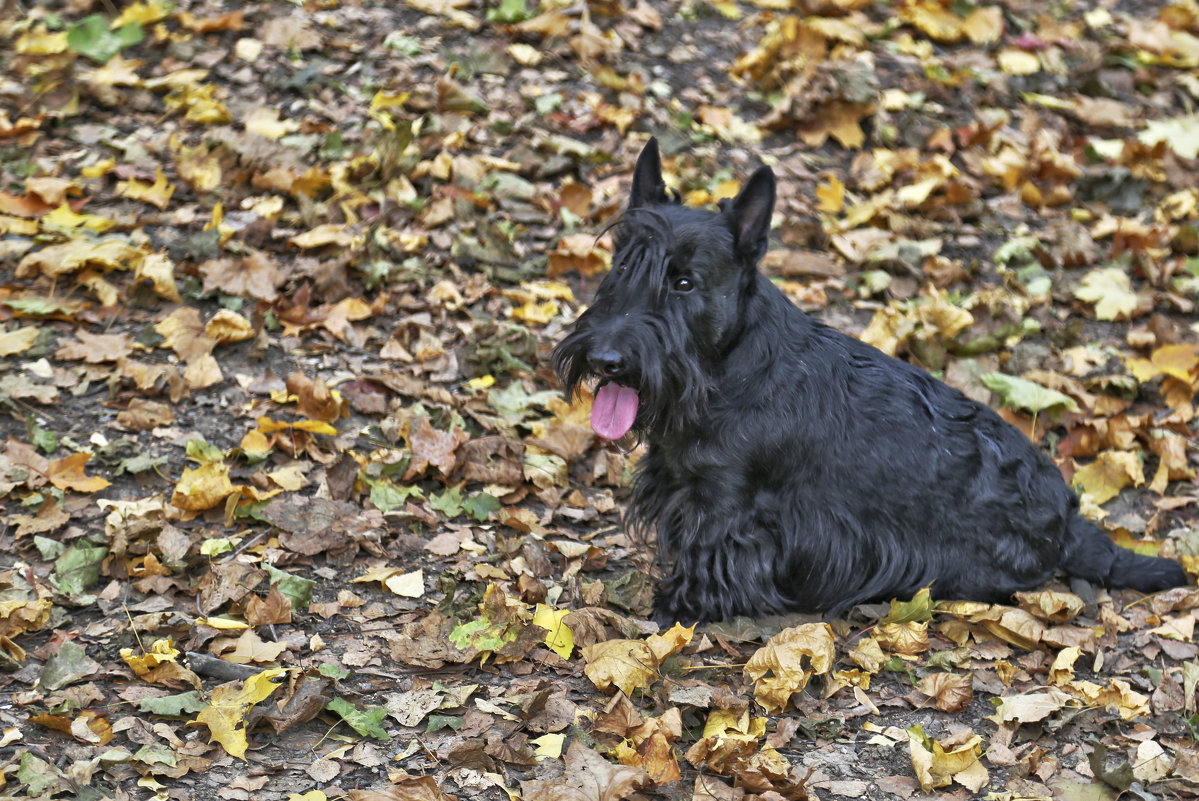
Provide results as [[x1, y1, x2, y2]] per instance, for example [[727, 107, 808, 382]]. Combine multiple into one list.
[[553, 322, 711, 441]]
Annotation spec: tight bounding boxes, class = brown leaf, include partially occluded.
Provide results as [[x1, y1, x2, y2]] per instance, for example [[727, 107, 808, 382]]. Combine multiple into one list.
[[116, 399, 175, 431], [55, 329, 134, 363], [346, 775, 458, 801], [916, 672, 973, 713], [404, 416, 470, 479], [456, 436, 525, 484], [521, 740, 649, 801]]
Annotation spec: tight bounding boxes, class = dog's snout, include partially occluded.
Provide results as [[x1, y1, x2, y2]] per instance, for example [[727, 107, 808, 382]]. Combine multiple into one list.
[[588, 348, 624, 377]]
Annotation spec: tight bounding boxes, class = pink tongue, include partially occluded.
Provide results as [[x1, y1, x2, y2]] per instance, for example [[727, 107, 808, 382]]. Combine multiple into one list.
[[591, 383, 639, 440]]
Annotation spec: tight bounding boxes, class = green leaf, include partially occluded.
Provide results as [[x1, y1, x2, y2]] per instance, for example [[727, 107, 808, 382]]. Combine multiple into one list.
[[114, 453, 167, 475], [26, 414, 57, 454], [430, 486, 464, 518], [368, 480, 423, 513], [263, 564, 315, 608], [326, 697, 390, 740], [463, 492, 500, 522], [449, 615, 517, 653], [318, 663, 350, 680], [185, 438, 225, 464], [486, 0, 532, 23], [132, 743, 177, 767], [33, 535, 65, 560], [16, 753, 68, 796], [979, 372, 1080, 415], [426, 714, 463, 733], [139, 691, 205, 717], [39, 640, 94, 692], [487, 382, 558, 425], [882, 586, 935, 624], [51, 542, 108, 599], [67, 15, 145, 64]]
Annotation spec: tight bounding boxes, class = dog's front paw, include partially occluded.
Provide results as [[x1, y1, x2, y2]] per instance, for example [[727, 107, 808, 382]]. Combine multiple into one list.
[[650, 602, 699, 631], [650, 606, 676, 630]]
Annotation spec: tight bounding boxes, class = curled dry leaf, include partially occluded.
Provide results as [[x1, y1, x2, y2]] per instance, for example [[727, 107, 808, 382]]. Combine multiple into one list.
[[743, 623, 836, 713], [915, 672, 973, 713]]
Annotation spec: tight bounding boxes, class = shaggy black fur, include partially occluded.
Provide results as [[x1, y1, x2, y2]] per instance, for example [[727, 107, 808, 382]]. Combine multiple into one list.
[[554, 138, 1189, 626]]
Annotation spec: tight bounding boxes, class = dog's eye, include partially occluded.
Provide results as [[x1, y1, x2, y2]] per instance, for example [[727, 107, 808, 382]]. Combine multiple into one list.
[[672, 276, 694, 292]]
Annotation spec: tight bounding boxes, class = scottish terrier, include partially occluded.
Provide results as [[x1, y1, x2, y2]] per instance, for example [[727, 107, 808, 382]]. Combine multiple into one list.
[[553, 138, 1188, 625]]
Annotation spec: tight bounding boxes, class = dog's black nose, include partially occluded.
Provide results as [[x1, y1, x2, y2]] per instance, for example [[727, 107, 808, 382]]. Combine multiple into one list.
[[588, 348, 624, 377]]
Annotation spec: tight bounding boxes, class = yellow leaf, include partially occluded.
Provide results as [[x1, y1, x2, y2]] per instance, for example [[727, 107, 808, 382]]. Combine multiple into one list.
[[900, 1, 967, 42], [48, 453, 111, 493], [16, 27, 69, 55], [997, 49, 1040, 75], [165, 83, 233, 125], [205, 309, 254, 344], [118, 168, 175, 210], [42, 204, 115, 232], [292, 420, 338, 435], [916, 286, 973, 339], [385, 569, 424, 598], [196, 617, 249, 630], [743, 623, 835, 713], [1072, 450, 1145, 505], [239, 429, 272, 456], [1013, 590, 1083, 623], [816, 175, 845, 214], [266, 465, 306, 492], [244, 108, 299, 140], [531, 733, 565, 760], [532, 604, 574, 659], [289, 224, 360, 249], [509, 299, 559, 325], [183, 353, 223, 390], [112, 0, 171, 27], [1075, 267, 1138, 320], [987, 690, 1071, 726], [0, 326, 39, 357], [121, 638, 181, 675], [1148, 343, 1199, 384], [192, 668, 285, 759], [961, 6, 1003, 44], [171, 461, 234, 512], [907, 725, 988, 793], [702, 708, 766, 741], [875, 620, 930, 656], [81, 158, 116, 179], [136, 253, 181, 302], [645, 622, 694, 663], [581, 639, 658, 696], [1049, 645, 1082, 685], [1066, 678, 1149, 720], [352, 565, 404, 585], [16, 238, 147, 279]]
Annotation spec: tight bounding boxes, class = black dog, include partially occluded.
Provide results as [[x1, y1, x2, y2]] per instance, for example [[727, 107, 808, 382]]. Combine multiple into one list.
[[553, 138, 1188, 625]]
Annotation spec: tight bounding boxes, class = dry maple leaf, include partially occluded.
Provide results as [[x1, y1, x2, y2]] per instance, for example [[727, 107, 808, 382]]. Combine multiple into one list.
[[191, 668, 285, 759], [521, 740, 649, 801], [915, 672, 973, 713], [48, 452, 111, 493], [743, 622, 835, 713]]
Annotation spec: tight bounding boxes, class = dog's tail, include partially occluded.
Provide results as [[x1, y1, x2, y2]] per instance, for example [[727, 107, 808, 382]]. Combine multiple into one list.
[[1062, 516, 1188, 593]]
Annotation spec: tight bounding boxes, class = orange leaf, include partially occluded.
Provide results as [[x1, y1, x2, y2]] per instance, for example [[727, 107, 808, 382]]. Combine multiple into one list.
[[48, 453, 111, 493]]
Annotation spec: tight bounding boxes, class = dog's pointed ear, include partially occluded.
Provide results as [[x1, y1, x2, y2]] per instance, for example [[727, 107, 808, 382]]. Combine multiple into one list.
[[629, 137, 668, 208], [726, 166, 776, 263]]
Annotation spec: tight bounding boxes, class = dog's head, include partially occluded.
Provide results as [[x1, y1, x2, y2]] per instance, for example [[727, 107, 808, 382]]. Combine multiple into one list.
[[552, 138, 777, 440]]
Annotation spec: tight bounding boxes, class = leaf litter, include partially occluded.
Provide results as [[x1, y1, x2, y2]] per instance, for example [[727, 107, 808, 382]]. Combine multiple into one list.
[[1, 0, 1199, 799]]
